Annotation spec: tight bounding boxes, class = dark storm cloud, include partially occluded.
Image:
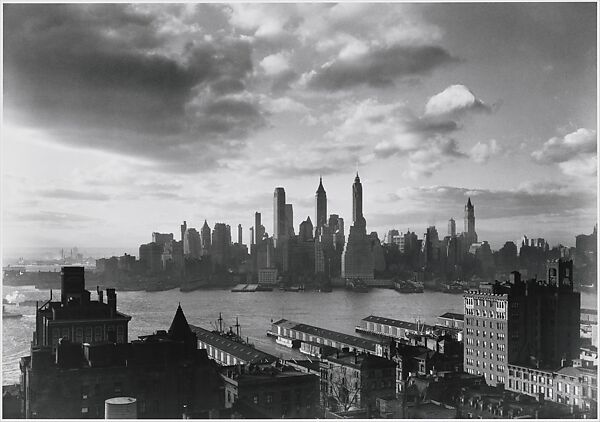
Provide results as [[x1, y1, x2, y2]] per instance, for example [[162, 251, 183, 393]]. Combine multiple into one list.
[[307, 45, 457, 91], [3, 4, 266, 173], [37, 189, 111, 201]]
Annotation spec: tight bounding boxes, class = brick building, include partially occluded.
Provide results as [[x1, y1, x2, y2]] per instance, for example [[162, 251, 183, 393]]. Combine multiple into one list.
[[321, 351, 396, 417], [463, 263, 580, 387], [221, 362, 320, 418], [20, 302, 223, 418]]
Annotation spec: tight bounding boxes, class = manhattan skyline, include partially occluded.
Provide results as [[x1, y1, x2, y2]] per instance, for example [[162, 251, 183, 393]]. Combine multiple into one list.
[[2, 3, 597, 255]]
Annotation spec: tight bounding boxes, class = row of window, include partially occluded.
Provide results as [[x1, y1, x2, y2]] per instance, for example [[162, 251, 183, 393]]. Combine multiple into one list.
[[465, 298, 506, 309], [51, 325, 124, 345], [465, 319, 506, 330], [464, 309, 507, 320]]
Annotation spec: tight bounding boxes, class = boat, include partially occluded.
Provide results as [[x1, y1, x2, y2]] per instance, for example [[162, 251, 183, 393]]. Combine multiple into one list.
[[276, 336, 301, 348], [346, 279, 369, 292], [394, 280, 424, 293], [3, 306, 22, 319]]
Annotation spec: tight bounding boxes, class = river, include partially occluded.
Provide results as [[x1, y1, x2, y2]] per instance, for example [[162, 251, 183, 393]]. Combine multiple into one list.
[[3, 286, 597, 385]]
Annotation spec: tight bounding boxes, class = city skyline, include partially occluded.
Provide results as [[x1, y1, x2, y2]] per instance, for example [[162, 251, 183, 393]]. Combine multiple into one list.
[[2, 3, 597, 255]]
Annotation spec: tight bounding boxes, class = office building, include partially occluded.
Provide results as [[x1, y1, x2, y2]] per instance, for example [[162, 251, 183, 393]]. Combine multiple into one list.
[[448, 218, 456, 237], [152, 232, 174, 246], [273, 188, 286, 247], [201, 220, 212, 256], [342, 173, 374, 280], [212, 223, 230, 267], [463, 198, 477, 246], [139, 242, 163, 273], [463, 262, 580, 387], [183, 227, 201, 259], [315, 177, 327, 230]]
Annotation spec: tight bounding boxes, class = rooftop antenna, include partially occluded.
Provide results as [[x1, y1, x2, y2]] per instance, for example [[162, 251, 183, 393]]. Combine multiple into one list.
[[235, 316, 240, 338]]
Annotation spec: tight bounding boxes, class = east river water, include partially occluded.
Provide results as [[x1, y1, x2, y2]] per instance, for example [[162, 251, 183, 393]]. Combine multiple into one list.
[[3, 286, 597, 385]]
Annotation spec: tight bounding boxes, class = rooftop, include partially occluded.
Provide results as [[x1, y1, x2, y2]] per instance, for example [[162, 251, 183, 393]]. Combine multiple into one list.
[[438, 312, 464, 321], [273, 319, 381, 351], [363, 315, 434, 332], [191, 325, 276, 364]]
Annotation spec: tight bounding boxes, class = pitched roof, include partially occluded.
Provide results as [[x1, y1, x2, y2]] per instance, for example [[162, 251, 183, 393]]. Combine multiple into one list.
[[168, 304, 192, 341], [438, 312, 464, 321]]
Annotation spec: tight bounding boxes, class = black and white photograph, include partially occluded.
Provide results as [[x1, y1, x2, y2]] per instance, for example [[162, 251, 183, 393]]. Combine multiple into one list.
[[1, 1, 598, 419]]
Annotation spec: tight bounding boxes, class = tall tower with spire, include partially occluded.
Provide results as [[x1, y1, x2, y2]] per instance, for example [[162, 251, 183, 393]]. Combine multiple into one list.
[[315, 177, 327, 231], [342, 172, 373, 280], [201, 220, 211, 256], [352, 173, 363, 225], [463, 198, 477, 245]]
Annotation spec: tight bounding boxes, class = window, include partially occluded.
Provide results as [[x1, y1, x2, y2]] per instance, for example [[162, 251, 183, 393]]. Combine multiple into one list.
[[75, 327, 83, 343], [94, 326, 103, 342], [81, 408, 88, 414], [81, 385, 89, 400], [62, 328, 70, 340], [253, 395, 259, 405], [266, 393, 273, 404]]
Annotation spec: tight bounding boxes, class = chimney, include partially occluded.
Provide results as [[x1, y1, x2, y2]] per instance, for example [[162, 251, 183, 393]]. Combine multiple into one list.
[[97, 286, 103, 303], [106, 288, 117, 316]]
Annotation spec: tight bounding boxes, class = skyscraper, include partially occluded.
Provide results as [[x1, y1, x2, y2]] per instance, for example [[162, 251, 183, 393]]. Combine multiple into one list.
[[352, 173, 363, 226], [285, 203, 294, 237], [448, 218, 456, 237], [212, 223, 230, 266], [254, 212, 265, 245], [463, 198, 477, 245], [315, 177, 327, 230], [342, 173, 373, 280], [237, 224, 243, 245], [273, 188, 286, 247], [200, 220, 211, 256]]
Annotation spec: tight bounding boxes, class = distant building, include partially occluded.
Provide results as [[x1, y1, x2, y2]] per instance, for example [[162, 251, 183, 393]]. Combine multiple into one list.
[[152, 232, 174, 246], [139, 242, 163, 273], [237, 224, 242, 245], [285, 203, 294, 237], [200, 220, 212, 256], [212, 223, 230, 267], [273, 188, 286, 248], [448, 218, 456, 237], [298, 216, 314, 242], [258, 268, 278, 285], [183, 227, 201, 259], [342, 173, 374, 281], [254, 212, 265, 245], [463, 198, 477, 246], [315, 177, 327, 230]]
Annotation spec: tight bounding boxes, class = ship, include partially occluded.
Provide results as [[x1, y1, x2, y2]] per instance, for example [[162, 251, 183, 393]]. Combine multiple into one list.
[[394, 280, 424, 293]]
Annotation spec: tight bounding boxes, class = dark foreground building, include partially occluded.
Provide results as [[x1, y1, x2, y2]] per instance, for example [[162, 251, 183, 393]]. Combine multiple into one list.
[[19, 267, 223, 418]]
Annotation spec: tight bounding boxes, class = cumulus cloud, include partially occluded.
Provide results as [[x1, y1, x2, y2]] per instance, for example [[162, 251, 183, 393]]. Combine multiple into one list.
[[469, 139, 502, 164], [531, 128, 597, 177], [424, 85, 492, 117], [306, 45, 456, 91], [3, 4, 267, 173], [260, 52, 291, 75]]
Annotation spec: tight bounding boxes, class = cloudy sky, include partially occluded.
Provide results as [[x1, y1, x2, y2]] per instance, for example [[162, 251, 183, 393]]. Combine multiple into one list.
[[2, 3, 597, 257]]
